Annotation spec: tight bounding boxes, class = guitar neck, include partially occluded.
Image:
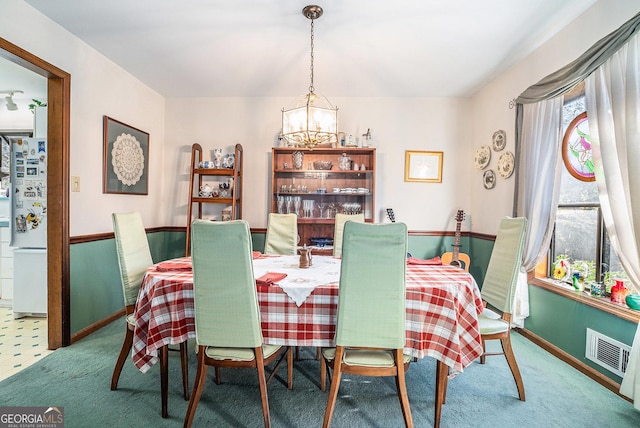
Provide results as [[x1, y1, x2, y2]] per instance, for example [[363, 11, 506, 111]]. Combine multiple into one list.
[[452, 222, 462, 259]]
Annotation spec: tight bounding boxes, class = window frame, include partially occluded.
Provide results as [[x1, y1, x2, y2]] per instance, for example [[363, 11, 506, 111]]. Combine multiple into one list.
[[548, 202, 606, 284], [543, 87, 625, 297]]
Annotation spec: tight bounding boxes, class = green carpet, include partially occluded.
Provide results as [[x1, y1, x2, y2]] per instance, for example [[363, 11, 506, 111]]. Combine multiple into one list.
[[1, 319, 639, 427]]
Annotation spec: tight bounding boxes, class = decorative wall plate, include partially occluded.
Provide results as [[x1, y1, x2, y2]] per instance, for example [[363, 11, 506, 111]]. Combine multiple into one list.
[[497, 151, 515, 179], [492, 130, 506, 151], [483, 169, 496, 189], [474, 145, 491, 170]]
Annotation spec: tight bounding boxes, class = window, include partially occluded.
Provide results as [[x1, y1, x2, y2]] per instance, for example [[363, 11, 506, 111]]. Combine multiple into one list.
[[548, 91, 625, 289]]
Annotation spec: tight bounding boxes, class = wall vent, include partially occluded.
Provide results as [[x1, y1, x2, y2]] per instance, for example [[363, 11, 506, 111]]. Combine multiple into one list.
[[585, 328, 631, 377]]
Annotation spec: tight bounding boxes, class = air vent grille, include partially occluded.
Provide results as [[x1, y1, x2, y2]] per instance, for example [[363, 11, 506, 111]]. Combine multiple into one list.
[[585, 328, 631, 378]]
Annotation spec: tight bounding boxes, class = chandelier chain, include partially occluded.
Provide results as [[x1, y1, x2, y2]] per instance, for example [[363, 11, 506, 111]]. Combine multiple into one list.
[[309, 18, 315, 94]]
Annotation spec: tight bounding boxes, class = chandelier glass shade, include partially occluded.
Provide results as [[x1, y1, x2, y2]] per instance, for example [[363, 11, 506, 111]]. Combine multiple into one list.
[[282, 92, 338, 149], [281, 5, 338, 150]]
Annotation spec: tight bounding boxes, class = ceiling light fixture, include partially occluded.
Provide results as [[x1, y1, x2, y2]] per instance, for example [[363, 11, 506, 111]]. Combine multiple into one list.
[[0, 90, 23, 111], [282, 5, 338, 150]]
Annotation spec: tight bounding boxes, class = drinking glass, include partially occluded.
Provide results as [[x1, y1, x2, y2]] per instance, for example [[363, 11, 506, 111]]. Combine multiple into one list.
[[293, 197, 301, 216], [318, 203, 327, 219]]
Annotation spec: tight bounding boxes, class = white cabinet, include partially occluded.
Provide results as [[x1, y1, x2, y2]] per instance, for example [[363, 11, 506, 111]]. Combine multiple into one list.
[[0, 224, 13, 301], [13, 248, 47, 318]]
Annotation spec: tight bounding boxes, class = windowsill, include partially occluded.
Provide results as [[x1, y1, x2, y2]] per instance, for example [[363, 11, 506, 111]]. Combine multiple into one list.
[[530, 277, 640, 324]]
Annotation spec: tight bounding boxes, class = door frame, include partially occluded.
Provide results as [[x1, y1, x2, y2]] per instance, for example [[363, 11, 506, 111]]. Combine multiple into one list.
[[0, 37, 71, 348]]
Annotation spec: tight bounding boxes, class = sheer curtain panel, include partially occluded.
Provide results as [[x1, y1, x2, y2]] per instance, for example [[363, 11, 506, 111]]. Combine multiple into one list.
[[511, 99, 564, 327], [585, 30, 640, 409]]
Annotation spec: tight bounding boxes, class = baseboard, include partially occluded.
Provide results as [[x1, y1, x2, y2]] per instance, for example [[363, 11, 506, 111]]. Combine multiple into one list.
[[71, 309, 125, 344], [516, 327, 631, 403]]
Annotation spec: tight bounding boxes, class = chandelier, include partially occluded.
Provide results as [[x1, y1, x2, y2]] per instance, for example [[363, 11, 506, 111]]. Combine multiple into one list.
[[282, 5, 338, 150]]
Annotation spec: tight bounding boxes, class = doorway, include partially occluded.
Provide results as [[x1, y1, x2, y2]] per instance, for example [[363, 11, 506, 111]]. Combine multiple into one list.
[[0, 37, 70, 349]]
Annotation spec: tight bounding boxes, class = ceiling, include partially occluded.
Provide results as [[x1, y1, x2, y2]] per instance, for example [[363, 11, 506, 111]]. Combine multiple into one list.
[[0, 59, 47, 117], [14, 0, 598, 100]]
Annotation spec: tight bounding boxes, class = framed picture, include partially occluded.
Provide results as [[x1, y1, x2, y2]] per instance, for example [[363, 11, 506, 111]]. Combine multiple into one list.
[[103, 116, 149, 195], [404, 150, 443, 183]]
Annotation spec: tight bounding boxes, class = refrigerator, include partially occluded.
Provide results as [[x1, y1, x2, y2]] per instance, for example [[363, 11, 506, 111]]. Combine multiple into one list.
[[10, 137, 48, 318]]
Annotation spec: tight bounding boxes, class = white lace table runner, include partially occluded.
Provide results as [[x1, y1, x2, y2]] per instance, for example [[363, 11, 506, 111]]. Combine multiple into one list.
[[253, 255, 341, 306]]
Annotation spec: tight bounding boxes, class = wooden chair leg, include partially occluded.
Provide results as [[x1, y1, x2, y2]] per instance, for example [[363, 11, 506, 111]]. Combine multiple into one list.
[[480, 338, 487, 364], [320, 352, 334, 392], [267, 346, 292, 390], [322, 347, 344, 428], [287, 347, 293, 390], [183, 348, 208, 428], [320, 355, 327, 392], [501, 334, 525, 401], [394, 350, 413, 428], [215, 367, 221, 385], [255, 348, 272, 428], [160, 345, 169, 418], [434, 360, 448, 428], [110, 325, 133, 390], [180, 342, 190, 400]]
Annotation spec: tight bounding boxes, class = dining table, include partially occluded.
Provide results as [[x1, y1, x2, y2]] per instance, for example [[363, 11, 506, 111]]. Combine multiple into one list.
[[132, 254, 484, 420]]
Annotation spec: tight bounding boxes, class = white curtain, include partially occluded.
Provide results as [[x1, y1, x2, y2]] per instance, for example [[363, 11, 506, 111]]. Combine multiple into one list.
[[585, 31, 640, 409], [512, 99, 564, 327]]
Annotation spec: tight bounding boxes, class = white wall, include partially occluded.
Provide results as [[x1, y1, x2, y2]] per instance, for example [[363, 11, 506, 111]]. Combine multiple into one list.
[[164, 96, 472, 230], [3, 0, 638, 237], [469, 0, 640, 233], [1, 0, 167, 235]]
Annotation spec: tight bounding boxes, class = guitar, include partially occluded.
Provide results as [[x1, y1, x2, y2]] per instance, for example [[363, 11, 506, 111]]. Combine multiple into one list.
[[386, 208, 396, 223], [441, 210, 471, 272]]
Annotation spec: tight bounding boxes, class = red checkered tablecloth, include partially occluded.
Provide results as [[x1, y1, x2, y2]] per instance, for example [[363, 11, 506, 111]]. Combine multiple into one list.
[[132, 257, 483, 374], [132, 258, 196, 373]]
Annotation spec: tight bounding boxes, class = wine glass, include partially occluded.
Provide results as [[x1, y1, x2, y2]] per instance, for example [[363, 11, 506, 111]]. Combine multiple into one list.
[[277, 196, 284, 214], [293, 196, 301, 216], [303, 200, 314, 218], [285, 196, 292, 214], [328, 202, 337, 218], [318, 203, 327, 219]]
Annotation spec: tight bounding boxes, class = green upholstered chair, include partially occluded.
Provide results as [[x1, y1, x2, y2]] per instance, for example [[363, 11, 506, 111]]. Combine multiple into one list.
[[320, 221, 413, 428], [435, 218, 527, 428], [477, 216, 527, 400], [184, 220, 292, 428], [332, 213, 365, 257], [110, 212, 190, 403], [263, 213, 298, 255]]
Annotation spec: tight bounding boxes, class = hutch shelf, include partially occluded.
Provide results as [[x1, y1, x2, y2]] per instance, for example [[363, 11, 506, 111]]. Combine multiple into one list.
[[271, 147, 376, 252]]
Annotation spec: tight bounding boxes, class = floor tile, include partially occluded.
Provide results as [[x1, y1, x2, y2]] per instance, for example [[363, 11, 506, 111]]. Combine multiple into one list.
[[0, 306, 51, 382]]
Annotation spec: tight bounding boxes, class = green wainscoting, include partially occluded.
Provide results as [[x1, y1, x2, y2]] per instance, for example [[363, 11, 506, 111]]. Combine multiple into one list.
[[149, 229, 187, 261], [469, 236, 495, 286], [69, 229, 635, 387], [252, 233, 266, 255], [70, 230, 186, 335], [70, 238, 122, 334], [525, 285, 636, 384], [69, 230, 483, 336]]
